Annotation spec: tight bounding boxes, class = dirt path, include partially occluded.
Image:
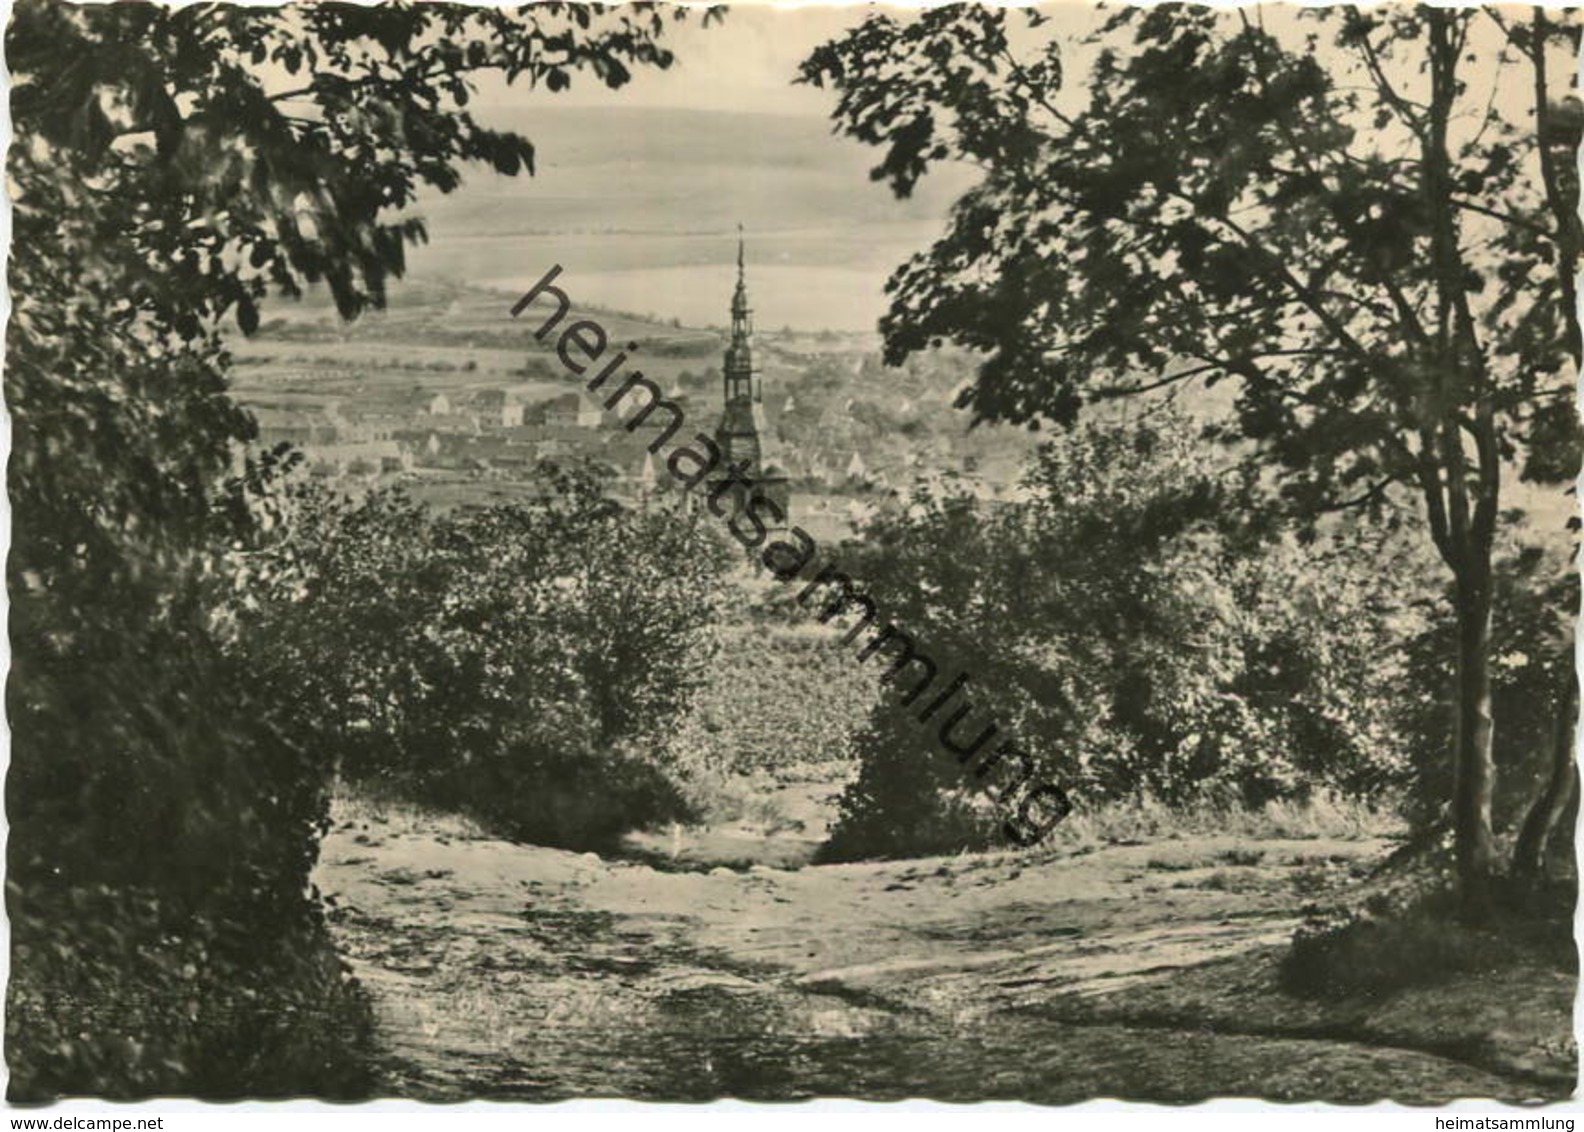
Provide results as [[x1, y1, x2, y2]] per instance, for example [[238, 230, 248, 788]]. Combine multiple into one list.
[[316, 801, 1569, 1103]]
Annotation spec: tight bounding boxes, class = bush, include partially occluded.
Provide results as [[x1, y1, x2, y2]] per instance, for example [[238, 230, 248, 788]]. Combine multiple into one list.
[[815, 413, 1432, 860], [8, 886, 373, 1100], [6, 606, 373, 1099], [818, 700, 1002, 862], [421, 737, 694, 851], [238, 465, 730, 850]]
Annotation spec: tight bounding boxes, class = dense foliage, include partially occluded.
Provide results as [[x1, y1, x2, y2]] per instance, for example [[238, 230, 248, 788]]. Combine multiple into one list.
[[822, 414, 1438, 861], [6, 0, 703, 1097], [6, 592, 378, 1098], [233, 469, 731, 849]]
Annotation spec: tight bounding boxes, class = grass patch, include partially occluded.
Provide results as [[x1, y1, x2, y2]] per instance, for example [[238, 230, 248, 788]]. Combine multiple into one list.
[[675, 765, 795, 832], [1281, 886, 1576, 1001], [1216, 847, 1267, 867], [1048, 789, 1402, 853]]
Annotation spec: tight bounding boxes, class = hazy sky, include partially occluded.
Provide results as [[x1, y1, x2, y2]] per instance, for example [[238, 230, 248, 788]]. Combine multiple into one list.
[[471, 3, 1106, 119], [479, 6, 870, 117]]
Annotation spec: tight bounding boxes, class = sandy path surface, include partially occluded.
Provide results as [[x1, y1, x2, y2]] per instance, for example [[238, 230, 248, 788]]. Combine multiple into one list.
[[316, 805, 1565, 1103]]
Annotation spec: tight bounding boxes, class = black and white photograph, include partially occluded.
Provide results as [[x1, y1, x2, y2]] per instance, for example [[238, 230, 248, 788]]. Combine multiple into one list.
[[4, 0, 1580, 1107]]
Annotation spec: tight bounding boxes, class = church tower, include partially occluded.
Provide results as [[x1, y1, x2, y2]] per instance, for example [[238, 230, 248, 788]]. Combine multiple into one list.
[[715, 229, 771, 471], [713, 228, 789, 523]]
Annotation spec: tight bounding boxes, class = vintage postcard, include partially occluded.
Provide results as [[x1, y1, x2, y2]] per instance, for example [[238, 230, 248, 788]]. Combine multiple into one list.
[[5, 0, 1579, 1108]]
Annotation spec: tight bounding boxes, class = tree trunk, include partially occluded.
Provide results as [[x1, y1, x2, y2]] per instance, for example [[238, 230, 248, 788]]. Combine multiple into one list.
[[1513, 673, 1579, 882], [1451, 565, 1499, 917]]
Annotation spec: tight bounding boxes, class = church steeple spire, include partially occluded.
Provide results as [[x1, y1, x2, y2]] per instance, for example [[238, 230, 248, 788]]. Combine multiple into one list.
[[724, 224, 756, 403], [718, 225, 767, 466], [731, 223, 752, 338], [711, 224, 790, 533]]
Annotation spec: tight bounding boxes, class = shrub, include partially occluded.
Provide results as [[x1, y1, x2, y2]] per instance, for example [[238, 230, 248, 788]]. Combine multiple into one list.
[[238, 466, 730, 850], [1217, 847, 1267, 867], [432, 737, 694, 851], [8, 886, 373, 1100], [5, 608, 373, 1099], [816, 413, 1432, 860], [817, 700, 1002, 862]]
